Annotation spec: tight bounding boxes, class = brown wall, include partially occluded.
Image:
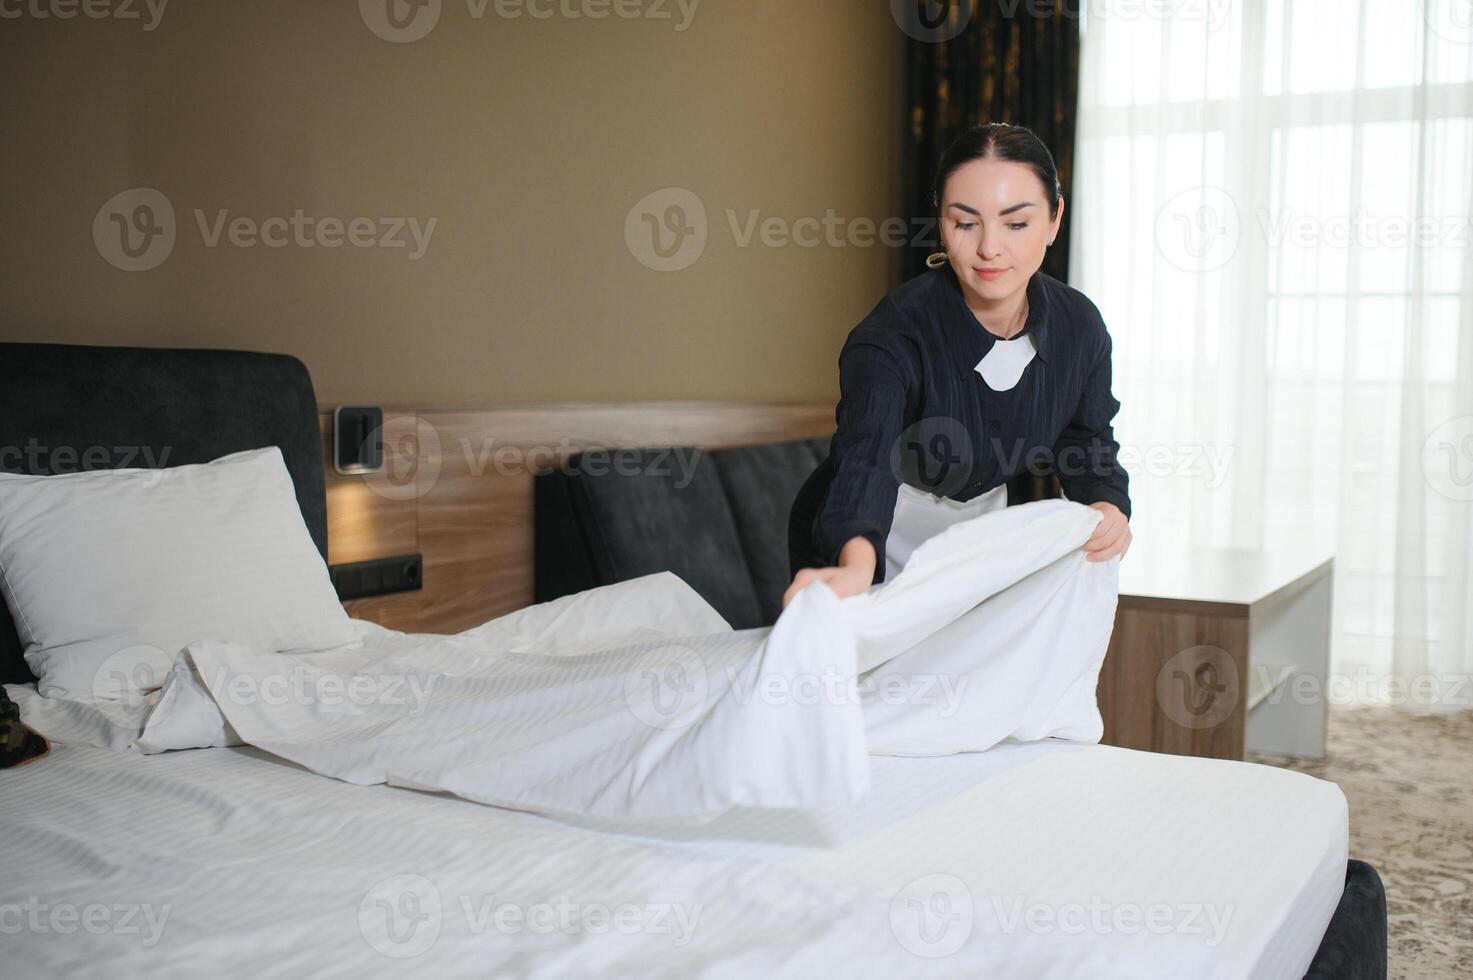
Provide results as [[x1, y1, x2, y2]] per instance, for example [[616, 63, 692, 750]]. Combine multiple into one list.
[[0, 0, 905, 406]]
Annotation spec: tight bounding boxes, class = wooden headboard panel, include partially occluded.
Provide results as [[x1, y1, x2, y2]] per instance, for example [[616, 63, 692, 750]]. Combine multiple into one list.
[[319, 403, 835, 634]]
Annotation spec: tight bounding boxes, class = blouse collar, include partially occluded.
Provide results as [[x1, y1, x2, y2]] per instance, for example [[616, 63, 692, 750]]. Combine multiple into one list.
[[934, 264, 1054, 370]]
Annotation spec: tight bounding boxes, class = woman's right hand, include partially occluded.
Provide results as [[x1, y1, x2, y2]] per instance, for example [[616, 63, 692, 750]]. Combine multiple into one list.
[[781, 536, 877, 608]]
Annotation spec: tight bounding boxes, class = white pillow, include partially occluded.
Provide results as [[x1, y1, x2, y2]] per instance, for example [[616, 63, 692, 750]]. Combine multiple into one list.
[[0, 446, 357, 705]]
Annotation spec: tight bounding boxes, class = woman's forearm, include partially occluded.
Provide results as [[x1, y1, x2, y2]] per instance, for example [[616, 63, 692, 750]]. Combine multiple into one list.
[[838, 535, 877, 579]]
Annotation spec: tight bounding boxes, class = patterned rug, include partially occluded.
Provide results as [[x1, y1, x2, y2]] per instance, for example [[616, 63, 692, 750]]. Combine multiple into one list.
[[1248, 705, 1473, 980]]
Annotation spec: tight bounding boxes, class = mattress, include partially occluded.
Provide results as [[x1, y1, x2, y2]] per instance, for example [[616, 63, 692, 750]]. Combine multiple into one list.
[[1, 711, 1347, 979]]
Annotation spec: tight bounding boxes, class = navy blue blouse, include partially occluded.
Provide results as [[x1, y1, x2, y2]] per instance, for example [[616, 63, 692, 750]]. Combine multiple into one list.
[[792, 265, 1131, 584]]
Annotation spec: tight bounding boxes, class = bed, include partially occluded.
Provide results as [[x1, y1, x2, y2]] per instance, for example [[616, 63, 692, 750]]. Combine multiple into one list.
[[0, 342, 1386, 978]]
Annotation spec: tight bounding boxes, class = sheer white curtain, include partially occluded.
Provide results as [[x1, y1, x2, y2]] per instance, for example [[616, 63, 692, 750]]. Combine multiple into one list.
[[1071, 0, 1473, 709]]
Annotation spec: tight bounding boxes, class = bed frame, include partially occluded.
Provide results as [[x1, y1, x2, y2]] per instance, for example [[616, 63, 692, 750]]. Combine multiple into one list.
[[0, 341, 1386, 978], [0, 343, 326, 685]]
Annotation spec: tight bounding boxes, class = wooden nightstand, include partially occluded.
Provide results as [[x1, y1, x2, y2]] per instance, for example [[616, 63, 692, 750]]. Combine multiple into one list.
[[1097, 542, 1333, 761]]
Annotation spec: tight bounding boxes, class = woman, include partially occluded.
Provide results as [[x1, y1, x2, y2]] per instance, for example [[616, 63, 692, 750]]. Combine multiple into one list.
[[784, 122, 1132, 607]]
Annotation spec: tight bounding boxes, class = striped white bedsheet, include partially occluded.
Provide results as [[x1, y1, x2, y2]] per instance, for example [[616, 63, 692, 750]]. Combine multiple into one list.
[[1, 727, 1346, 979]]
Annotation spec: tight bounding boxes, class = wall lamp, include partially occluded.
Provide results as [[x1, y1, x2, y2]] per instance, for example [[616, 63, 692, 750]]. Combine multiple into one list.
[[333, 405, 384, 475]]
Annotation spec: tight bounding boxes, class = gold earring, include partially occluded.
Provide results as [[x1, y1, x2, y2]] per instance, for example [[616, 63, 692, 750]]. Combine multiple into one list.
[[925, 250, 949, 270]]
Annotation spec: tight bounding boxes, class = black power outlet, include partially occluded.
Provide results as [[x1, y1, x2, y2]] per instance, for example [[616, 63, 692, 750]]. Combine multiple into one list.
[[330, 553, 423, 601]]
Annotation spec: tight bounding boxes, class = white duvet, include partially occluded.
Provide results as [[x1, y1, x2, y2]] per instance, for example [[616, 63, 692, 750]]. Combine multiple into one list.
[[81, 499, 1118, 824]]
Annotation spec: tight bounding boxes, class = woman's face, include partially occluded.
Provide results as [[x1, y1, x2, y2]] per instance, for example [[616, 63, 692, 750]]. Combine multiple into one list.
[[939, 156, 1063, 306]]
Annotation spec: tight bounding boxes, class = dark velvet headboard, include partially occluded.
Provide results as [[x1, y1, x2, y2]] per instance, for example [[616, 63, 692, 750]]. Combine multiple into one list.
[[0, 343, 328, 685]]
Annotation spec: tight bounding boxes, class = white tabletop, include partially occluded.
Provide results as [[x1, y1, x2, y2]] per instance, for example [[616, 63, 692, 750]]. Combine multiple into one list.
[[1118, 541, 1334, 610]]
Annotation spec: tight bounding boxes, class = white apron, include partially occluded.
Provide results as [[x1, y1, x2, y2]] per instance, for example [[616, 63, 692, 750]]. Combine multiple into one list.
[[877, 327, 1037, 581], [883, 481, 1009, 581]]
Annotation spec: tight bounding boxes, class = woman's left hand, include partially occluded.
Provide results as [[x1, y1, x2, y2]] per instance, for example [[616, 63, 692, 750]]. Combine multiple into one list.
[[1082, 502, 1131, 561]]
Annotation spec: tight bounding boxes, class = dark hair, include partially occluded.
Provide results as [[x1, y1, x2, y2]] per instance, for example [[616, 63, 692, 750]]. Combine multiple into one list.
[[932, 123, 1062, 220]]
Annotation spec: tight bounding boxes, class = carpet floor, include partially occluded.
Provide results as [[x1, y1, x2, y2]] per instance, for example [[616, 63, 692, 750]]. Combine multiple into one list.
[[1248, 705, 1473, 980]]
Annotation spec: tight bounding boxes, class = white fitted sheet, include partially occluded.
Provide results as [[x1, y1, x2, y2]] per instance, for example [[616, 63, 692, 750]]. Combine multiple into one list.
[[1, 721, 1346, 979]]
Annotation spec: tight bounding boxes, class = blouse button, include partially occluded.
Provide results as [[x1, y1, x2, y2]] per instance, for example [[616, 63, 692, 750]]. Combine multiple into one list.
[[987, 420, 1002, 432]]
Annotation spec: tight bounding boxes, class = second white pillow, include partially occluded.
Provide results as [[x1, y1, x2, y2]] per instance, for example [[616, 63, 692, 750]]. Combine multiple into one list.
[[0, 446, 357, 706]]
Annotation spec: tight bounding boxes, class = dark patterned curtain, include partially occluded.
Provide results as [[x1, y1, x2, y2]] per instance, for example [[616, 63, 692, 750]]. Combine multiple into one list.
[[899, 0, 1083, 285]]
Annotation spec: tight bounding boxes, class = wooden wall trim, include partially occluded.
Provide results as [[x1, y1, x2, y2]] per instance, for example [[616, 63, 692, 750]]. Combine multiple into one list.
[[320, 402, 836, 633]]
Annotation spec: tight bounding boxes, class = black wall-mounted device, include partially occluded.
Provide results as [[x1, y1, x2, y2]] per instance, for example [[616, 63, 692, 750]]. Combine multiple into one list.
[[330, 553, 423, 601], [333, 405, 384, 475]]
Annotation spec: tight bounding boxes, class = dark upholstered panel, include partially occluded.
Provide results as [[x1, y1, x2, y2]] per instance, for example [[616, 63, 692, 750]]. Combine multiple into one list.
[[710, 439, 827, 624], [0, 343, 327, 685], [533, 467, 603, 609], [1304, 860, 1387, 980], [537, 447, 767, 630], [534, 437, 833, 631]]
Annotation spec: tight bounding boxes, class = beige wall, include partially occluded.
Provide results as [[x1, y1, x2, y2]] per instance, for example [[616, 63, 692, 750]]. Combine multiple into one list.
[[0, 0, 905, 406]]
